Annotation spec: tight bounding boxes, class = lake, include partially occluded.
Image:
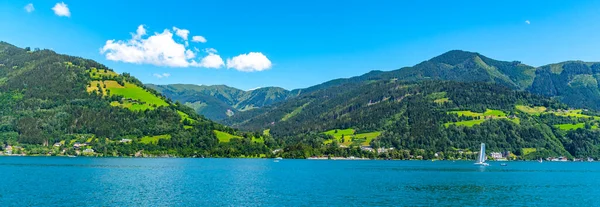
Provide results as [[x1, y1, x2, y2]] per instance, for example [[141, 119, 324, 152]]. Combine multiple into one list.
[[1, 157, 599, 206]]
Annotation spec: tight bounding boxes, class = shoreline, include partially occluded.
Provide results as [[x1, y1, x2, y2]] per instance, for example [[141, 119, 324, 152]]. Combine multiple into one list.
[[0, 154, 595, 162]]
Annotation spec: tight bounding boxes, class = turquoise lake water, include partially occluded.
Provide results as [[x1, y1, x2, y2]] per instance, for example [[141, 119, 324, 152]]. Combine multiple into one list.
[[1, 157, 599, 206]]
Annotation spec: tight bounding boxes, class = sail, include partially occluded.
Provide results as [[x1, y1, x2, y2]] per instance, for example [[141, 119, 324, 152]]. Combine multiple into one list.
[[478, 143, 486, 163]]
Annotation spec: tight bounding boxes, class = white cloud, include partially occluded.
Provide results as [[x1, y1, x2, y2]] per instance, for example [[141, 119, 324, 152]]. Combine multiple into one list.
[[205, 48, 217, 53], [101, 25, 271, 72], [153, 73, 171, 79], [52, 2, 70, 17], [192, 36, 207, 43], [24, 3, 35, 13], [100, 25, 195, 67], [191, 48, 224, 68], [185, 49, 195, 59], [226, 52, 272, 72], [525, 20, 531, 25], [132, 25, 146, 40], [195, 53, 225, 68], [173, 27, 190, 40]]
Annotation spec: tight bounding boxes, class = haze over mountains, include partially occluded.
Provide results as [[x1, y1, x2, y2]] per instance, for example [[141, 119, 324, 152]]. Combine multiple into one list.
[[152, 50, 600, 121]]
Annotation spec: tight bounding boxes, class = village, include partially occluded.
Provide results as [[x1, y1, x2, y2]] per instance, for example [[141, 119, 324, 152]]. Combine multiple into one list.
[[0, 143, 597, 162]]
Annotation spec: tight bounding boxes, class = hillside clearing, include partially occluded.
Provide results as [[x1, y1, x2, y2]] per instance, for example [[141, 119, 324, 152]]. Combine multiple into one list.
[[516, 105, 547, 115], [444, 119, 486, 127], [445, 109, 516, 127], [140, 135, 171, 144], [214, 130, 241, 142], [282, 102, 311, 121], [522, 148, 537, 156], [213, 130, 264, 143], [554, 123, 585, 131], [323, 129, 381, 146]]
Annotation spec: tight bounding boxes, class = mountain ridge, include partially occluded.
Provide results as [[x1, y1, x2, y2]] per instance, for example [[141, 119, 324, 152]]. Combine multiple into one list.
[[146, 83, 293, 120], [4, 40, 600, 159], [153, 50, 599, 120]]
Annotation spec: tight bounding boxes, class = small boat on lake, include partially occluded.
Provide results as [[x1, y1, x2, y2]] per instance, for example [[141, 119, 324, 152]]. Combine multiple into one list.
[[500, 163, 507, 166], [275, 157, 283, 160], [474, 143, 489, 166]]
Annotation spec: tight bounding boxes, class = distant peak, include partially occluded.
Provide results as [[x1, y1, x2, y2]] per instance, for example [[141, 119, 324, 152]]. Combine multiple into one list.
[[429, 50, 481, 65]]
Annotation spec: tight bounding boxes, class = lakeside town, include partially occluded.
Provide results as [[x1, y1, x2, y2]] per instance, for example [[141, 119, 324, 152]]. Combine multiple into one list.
[[1, 143, 596, 162]]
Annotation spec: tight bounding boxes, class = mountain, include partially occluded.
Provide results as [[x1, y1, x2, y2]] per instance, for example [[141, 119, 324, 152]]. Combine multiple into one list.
[[225, 78, 600, 159], [155, 50, 600, 122], [0, 42, 271, 157], [146, 84, 293, 120], [215, 50, 600, 158], [385, 50, 537, 89], [3, 41, 600, 159], [529, 61, 600, 109]]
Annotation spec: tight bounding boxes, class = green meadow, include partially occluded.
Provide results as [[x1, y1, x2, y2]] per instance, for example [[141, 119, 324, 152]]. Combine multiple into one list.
[[86, 69, 169, 112], [109, 82, 169, 107], [517, 105, 598, 119], [177, 111, 196, 124], [214, 130, 240, 142], [87, 68, 118, 79], [522, 148, 537, 156], [554, 123, 585, 131], [449, 109, 507, 118], [88, 80, 168, 111], [444, 119, 486, 127], [429, 92, 451, 104], [551, 109, 594, 119], [434, 98, 450, 104], [323, 128, 381, 146], [140, 135, 171, 144], [214, 130, 264, 143], [516, 105, 547, 115], [444, 109, 515, 127]]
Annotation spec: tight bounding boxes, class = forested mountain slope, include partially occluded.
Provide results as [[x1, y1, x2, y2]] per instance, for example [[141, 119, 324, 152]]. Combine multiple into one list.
[[155, 50, 600, 122], [0, 42, 271, 157], [225, 79, 600, 159], [146, 84, 292, 120], [283, 50, 600, 109]]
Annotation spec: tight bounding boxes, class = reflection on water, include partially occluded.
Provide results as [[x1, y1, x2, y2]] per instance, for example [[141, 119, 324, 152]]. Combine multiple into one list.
[[1, 158, 599, 206]]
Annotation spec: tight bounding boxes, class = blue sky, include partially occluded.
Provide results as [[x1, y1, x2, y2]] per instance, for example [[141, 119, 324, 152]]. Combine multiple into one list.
[[1, 0, 600, 90]]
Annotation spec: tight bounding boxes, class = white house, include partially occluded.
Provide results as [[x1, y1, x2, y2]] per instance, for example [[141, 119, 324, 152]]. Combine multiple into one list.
[[490, 152, 503, 160], [120, 139, 132, 143]]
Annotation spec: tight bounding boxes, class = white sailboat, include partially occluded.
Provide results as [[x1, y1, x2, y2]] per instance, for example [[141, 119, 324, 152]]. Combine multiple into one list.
[[474, 143, 489, 166]]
